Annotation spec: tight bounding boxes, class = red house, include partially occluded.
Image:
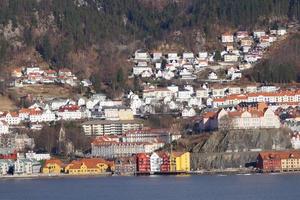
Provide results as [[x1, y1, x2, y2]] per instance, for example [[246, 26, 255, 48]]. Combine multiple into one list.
[[256, 152, 281, 172], [136, 153, 150, 173], [158, 152, 170, 172]]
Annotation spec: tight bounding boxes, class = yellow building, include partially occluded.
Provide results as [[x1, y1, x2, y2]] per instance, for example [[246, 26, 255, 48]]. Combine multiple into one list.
[[170, 152, 190, 172], [65, 158, 113, 175], [280, 152, 300, 171], [118, 108, 134, 121], [42, 159, 63, 174]]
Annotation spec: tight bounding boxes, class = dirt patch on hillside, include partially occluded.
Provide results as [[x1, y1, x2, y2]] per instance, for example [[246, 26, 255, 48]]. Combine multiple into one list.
[[0, 95, 17, 111], [8, 85, 74, 99]]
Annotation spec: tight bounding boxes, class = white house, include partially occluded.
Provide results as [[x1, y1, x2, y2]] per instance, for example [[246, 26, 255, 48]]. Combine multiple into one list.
[[135, 50, 150, 61], [133, 62, 152, 76], [212, 88, 227, 97], [25, 152, 51, 161], [57, 105, 82, 120], [25, 67, 43, 75], [167, 53, 180, 62], [196, 88, 209, 99], [163, 70, 175, 80], [242, 46, 251, 53], [141, 70, 153, 78], [197, 60, 209, 67], [182, 107, 196, 118], [253, 30, 266, 38], [198, 52, 208, 60], [277, 28, 287, 36], [236, 31, 249, 40], [240, 38, 253, 46], [14, 159, 33, 175], [152, 52, 162, 61], [231, 71, 242, 80], [0, 120, 9, 134], [180, 69, 196, 80], [0, 160, 12, 175], [208, 72, 218, 80], [245, 85, 258, 93], [259, 85, 277, 93], [183, 52, 194, 60], [228, 87, 241, 95], [221, 33, 234, 43], [50, 99, 69, 110], [150, 152, 162, 172], [3, 112, 21, 125], [177, 90, 193, 101], [224, 53, 239, 62]]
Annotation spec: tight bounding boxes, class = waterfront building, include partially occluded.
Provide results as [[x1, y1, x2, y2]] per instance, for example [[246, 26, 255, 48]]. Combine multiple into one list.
[[150, 152, 162, 172], [170, 152, 190, 172], [136, 153, 150, 173], [115, 157, 136, 175], [65, 158, 112, 175], [257, 151, 300, 172], [42, 159, 63, 174], [157, 152, 170, 172]]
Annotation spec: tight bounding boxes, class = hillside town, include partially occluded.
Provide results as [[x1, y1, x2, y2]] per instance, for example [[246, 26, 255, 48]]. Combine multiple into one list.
[[2, 25, 300, 177]]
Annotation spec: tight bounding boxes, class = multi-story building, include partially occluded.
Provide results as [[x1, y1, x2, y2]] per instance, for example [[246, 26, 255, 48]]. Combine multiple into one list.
[[114, 156, 136, 175], [257, 151, 300, 172], [218, 107, 281, 129], [103, 106, 134, 121], [150, 152, 162, 172], [136, 153, 150, 173], [213, 90, 300, 108], [257, 151, 281, 172], [121, 128, 181, 143], [170, 152, 190, 172], [82, 120, 143, 136], [0, 160, 13, 175], [0, 112, 21, 125], [14, 159, 41, 175], [25, 151, 50, 161], [91, 139, 164, 159], [0, 120, 9, 134], [280, 152, 300, 172], [158, 152, 170, 172], [57, 105, 82, 120]]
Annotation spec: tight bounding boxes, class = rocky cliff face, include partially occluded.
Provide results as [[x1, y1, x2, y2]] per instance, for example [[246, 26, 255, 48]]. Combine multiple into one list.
[[189, 128, 292, 170]]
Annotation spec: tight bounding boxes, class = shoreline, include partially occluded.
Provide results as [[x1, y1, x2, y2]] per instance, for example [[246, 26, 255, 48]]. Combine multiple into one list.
[[1, 169, 300, 180]]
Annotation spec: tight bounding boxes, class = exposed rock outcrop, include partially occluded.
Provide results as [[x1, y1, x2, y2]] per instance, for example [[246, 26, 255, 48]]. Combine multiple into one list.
[[190, 128, 292, 170]]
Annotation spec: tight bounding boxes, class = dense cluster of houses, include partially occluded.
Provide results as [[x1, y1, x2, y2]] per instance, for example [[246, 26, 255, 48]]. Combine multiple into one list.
[[0, 93, 137, 134], [127, 81, 300, 118], [132, 27, 287, 82], [0, 151, 50, 176], [10, 66, 87, 87], [0, 149, 190, 176], [41, 151, 190, 176]]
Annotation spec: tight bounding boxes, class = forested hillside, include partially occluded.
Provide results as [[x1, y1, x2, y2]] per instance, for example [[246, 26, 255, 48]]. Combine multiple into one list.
[[247, 33, 300, 83], [0, 0, 300, 93]]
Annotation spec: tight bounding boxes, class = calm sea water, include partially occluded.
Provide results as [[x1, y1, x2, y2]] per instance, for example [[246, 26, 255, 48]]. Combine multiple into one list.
[[0, 174, 300, 200]]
